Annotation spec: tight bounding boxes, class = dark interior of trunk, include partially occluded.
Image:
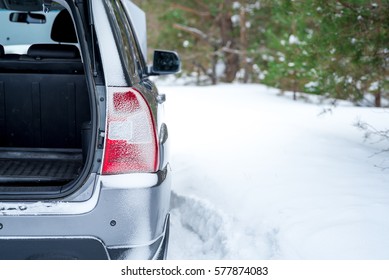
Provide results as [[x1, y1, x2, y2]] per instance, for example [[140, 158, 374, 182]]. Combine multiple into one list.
[[0, 63, 91, 187], [0, 8, 94, 195]]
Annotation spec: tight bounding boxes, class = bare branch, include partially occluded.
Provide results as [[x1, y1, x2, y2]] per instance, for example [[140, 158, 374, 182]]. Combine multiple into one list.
[[194, 0, 210, 12], [337, 0, 357, 11], [193, 61, 216, 82], [221, 46, 243, 55], [171, 3, 211, 17], [173, 23, 219, 47]]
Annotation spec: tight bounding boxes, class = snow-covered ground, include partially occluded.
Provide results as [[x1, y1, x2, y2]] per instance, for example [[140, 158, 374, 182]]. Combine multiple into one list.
[[159, 83, 389, 260]]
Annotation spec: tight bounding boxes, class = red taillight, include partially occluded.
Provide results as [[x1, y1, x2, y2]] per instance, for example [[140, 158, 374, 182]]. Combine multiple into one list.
[[102, 87, 159, 175]]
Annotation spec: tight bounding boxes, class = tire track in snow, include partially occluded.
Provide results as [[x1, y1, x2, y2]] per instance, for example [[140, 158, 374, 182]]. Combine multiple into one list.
[[168, 191, 232, 259], [168, 191, 281, 259]]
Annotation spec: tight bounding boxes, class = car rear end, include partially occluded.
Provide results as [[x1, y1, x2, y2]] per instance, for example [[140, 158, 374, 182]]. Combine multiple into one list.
[[0, 0, 175, 260]]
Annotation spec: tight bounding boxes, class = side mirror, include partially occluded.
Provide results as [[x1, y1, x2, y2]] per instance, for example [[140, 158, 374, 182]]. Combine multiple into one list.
[[148, 50, 181, 76], [9, 12, 46, 24]]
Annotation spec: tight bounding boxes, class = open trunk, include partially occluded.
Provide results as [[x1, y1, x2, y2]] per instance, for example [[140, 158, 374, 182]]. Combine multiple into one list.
[[0, 5, 98, 199], [0, 65, 92, 197]]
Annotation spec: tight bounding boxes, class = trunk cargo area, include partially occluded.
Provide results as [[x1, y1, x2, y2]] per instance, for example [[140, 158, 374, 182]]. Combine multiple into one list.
[[0, 149, 83, 185], [0, 66, 91, 189]]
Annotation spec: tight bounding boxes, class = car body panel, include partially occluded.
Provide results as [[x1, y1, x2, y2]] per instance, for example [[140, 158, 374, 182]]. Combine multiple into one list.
[[0, 168, 171, 258]]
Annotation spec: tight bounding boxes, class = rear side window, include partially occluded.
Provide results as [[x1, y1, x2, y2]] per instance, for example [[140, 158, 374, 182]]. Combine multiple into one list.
[[103, 0, 145, 85]]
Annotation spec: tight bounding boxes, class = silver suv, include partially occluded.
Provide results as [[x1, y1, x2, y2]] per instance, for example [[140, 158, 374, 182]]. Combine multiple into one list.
[[0, 0, 179, 260]]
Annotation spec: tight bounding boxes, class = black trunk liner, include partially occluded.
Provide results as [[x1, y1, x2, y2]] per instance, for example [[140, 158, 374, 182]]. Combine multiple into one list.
[[0, 149, 83, 185], [0, 159, 82, 180]]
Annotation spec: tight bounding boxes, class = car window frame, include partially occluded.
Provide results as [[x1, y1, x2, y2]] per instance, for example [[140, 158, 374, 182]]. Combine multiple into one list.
[[119, 0, 148, 74], [103, 0, 146, 86]]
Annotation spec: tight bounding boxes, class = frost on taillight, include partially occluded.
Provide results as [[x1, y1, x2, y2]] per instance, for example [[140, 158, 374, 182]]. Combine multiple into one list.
[[102, 87, 159, 174]]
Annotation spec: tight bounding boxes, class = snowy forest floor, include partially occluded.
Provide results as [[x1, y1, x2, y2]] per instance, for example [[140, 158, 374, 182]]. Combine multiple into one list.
[[160, 84, 389, 259]]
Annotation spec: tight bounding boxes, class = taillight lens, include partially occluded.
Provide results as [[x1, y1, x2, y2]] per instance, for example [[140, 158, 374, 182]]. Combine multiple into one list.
[[102, 87, 159, 174]]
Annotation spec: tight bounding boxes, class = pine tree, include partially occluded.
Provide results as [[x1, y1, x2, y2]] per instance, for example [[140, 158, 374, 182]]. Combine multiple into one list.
[[133, 0, 388, 105], [310, 0, 389, 107], [261, 0, 314, 99], [135, 0, 266, 84]]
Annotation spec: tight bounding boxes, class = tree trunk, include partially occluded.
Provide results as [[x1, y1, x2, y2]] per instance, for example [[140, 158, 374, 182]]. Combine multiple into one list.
[[211, 47, 218, 85], [375, 91, 381, 107], [293, 75, 297, 101], [224, 52, 240, 82], [240, 6, 249, 83], [219, 2, 240, 83]]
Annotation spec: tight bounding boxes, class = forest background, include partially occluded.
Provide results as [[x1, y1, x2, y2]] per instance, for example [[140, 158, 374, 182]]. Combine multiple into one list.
[[132, 0, 388, 107]]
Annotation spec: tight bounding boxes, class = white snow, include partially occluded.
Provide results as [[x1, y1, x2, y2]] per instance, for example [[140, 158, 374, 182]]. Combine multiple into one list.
[[305, 81, 319, 90], [231, 14, 240, 24], [160, 83, 389, 260], [369, 81, 379, 91], [289, 34, 300, 45], [232, 1, 241, 10]]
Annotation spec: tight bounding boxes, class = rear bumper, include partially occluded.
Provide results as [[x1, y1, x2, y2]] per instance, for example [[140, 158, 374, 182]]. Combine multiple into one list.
[[0, 214, 170, 260], [0, 167, 171, 259]]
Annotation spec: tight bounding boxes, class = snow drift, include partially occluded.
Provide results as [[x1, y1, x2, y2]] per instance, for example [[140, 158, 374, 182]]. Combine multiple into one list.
[[161, 84, 389, 259]]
